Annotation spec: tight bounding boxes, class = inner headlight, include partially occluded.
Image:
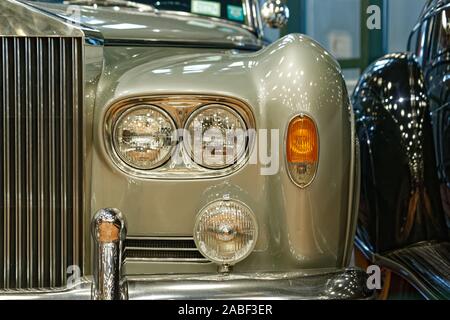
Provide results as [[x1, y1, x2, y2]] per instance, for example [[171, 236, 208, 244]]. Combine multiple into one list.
[[183, 105, 248, 169], [113, 105, 177, 170], [193, 199, 258, 265]]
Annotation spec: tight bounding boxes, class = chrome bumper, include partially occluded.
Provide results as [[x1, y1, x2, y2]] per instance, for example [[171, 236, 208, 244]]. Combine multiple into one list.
[[0, 268, 374, 300], [0, 209, 375, 300]]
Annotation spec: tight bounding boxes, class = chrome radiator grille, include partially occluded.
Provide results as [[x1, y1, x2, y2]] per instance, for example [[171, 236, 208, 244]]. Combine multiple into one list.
[[125, 237, 209, 263], [0, 37, 84, 289]]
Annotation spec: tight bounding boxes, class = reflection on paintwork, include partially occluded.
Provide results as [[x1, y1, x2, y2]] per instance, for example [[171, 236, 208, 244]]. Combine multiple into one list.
[[30, 1, 261, 47], [353, 53, 448, 253], [90, 34, 357, 273]]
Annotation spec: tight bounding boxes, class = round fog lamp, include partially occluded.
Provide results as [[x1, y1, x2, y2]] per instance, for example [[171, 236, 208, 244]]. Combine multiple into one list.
[[193, 199, 258, 265]]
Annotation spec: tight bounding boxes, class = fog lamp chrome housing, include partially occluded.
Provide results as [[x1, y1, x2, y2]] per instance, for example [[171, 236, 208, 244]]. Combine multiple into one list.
[[193, 199, 258, 267]]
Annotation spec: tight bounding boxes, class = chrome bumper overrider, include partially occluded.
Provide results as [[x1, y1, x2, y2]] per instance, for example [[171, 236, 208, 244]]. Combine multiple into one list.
[[0, 209, 375, 300]]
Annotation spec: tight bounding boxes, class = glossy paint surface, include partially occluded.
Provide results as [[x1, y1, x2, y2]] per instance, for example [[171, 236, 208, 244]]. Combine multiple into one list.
[[354, 1, 450, 299], [1, 0, 358, 278], [353, 53, 448, 254], [91, 34, 357, 274], [426, 55, 450, 226], [408, 2, 450, 229], [28, 1, 261, 47]]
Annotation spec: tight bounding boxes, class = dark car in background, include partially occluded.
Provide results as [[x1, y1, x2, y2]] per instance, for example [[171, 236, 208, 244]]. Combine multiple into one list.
[[353, 0, 450, 300]]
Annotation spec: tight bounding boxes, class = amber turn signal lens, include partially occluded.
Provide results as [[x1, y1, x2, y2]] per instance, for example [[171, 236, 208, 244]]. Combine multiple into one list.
[[286, 115, 318, 188], [287, 115, 318, 163]]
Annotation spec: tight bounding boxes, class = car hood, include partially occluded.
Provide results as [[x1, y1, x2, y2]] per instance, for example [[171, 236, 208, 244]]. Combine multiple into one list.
[[26, 2, 261, 47]]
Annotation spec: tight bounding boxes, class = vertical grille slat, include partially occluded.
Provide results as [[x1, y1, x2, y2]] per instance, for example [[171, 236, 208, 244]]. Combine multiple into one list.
[[0, 36, 84, 289], [1, 37, 11, 288]]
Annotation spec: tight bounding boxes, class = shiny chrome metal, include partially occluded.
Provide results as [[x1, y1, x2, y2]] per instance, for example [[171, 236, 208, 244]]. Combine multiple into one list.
[[261, 0, 290, 29], [0, 36, 84, 289], [103, 38, 262, 51], [217, 264, 233, 274], [91, 208, 127, 300], [193, 198, 258, 266], [0, 268, 375, 300], [124, 237, 209, 263], [183, 104, 248, 170], [251, 0, 264, 39], [112, 105, 177, 170], [104, 95, 256, 180], [357, 239, 450, 300], [2, 37, 11, 289], [64, 0, 155, 12]]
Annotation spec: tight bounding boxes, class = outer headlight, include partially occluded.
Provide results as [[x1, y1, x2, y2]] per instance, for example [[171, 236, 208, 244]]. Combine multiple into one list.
[[184, 105, 248, 169], [193, 199, 258, 265], [113, 105, 177, 170]]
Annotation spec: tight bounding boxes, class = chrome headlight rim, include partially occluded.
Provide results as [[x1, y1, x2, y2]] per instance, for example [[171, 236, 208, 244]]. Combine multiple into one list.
[[104, 95, 256, 179], [111, 104, 178, 171], [183, 104, 249, 170], [193, 198, 258, 265]]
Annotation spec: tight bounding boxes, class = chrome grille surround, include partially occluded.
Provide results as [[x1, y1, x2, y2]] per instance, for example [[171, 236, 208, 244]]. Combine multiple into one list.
[[0, 36, 84, 289]]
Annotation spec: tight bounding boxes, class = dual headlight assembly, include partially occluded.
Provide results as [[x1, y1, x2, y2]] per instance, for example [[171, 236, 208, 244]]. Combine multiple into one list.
[[105, 97, 319, 268], [111, 103, 248, 174]]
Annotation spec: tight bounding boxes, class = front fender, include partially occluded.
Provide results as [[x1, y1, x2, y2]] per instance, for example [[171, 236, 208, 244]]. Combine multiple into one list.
[[91, 34, 357, 273], [352, 53, 447, 254]]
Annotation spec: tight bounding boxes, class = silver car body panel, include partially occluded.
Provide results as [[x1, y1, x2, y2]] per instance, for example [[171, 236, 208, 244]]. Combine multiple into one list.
[[0, 0, 360, 296]]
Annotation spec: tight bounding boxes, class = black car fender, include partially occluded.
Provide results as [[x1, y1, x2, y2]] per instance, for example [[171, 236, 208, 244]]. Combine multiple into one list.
[[352, 53, 447, 254]]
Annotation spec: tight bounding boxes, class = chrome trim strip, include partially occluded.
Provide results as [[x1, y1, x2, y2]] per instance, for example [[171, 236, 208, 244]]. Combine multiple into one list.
[[14, 37, 22, 288], [61, 38, 67, 285], [126, 247, 199, 252], [49, 37, 56, 287], [127, 236, 195, 241], [124, 258, 210, 263], [25, 37, 32, 289], [0, 269, 375, 300], [342, 107, 359, 266], [103, 38, 263, 51], [2, 38, 11, 288], [72, 38, 80, 274], [37, 37, 44, 288]]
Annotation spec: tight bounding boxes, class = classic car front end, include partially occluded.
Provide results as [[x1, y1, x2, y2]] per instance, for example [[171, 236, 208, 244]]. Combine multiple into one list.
[[0, 0, 372, 300]]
